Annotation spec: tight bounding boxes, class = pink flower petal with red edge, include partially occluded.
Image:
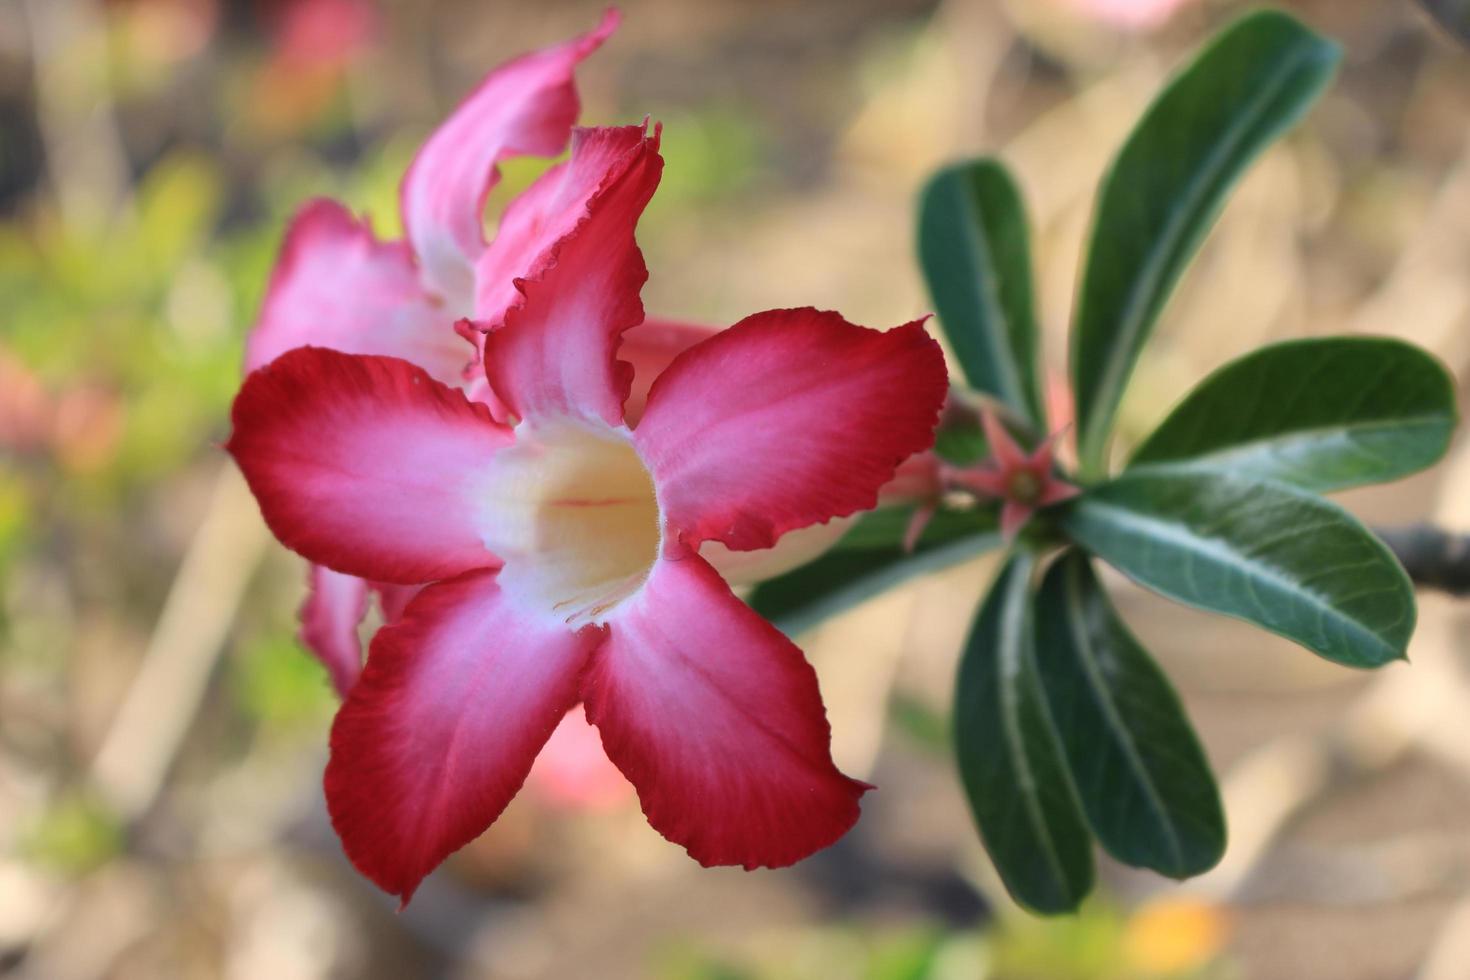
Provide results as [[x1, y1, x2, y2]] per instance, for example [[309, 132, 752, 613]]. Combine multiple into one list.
[[699, 518, 856, 586], [373, 581, 420, 625], [325, 569, 601, 906], [482, 124, 662, 427], [227, 348, 509, 585], [300, 564, 369, 697], [400, 9, 618, 309], [582, 553, 868, 869], [475, 124, 654, 331], [616, 316, 719, 425], [244, 200, 471, 381], [635, 309, 948, 552]]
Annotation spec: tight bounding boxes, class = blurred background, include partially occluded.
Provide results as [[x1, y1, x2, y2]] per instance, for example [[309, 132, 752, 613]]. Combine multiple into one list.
[[4, 0, 1470, 977]]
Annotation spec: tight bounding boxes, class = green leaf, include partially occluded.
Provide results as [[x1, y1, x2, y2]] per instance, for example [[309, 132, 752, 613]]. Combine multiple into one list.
[[1061, 469, 1415, 668], [831, 505, 984, 551], [954, 555, 1094, 914], [1034, 552, 1225, 878], [919, 159, 1044, 426], [1129, 337, 1456, 492], [749, 508, 999, 637], [933, 422, 989, 466], [1071, 11, 1341, 476]]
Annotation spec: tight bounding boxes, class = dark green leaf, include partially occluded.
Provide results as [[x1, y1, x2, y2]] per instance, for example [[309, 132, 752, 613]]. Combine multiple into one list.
[[1129, 337, 1455, 492], [933, 422, 989, 466], [1071, 11, 1340, 476], [1416, 0, 1470, 44], [749, 508, 999, 637], [919, 159, 1044, 426], [1034, 552, 1225, 878], [831, 505, 985, 551], [1061, 469, 1415, 668], [954, 555, 1094, 914]]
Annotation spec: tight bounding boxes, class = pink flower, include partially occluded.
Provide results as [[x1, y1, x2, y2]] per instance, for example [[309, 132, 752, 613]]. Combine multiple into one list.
[[245, 9, 620, 378], [270, 0, 379, 71], [289, 316, 737, 697], [229, 119, 948, 901], [1060, 0, 1192, 30], [947, 408, 1080, 540], [248, 13, 871, 696], [245, 10, 618, 693]]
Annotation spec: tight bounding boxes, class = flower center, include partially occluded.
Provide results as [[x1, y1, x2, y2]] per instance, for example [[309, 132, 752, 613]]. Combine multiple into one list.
[[475, 418, 661, 627], [1007, 469, 1042, 504]]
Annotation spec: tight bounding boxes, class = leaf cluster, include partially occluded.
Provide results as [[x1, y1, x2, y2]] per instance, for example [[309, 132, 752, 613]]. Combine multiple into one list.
[[752, 10, 1457, 914]]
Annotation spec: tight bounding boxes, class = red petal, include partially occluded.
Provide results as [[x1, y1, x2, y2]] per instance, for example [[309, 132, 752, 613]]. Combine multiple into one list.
[[227, 348, 508, 584], [373, 581, 420, 624], [244, 200, 470, 381], [475, 125, 654, 329], [620, 316, 718, 425], [583, 554, 868, 868], [325, 570, 600, 904], [482, 125, 662, 427], [399, 10, 617, 310], [635, 310, 948, 551], [299, 564, 369, 697], [699, 518, 855, 586]]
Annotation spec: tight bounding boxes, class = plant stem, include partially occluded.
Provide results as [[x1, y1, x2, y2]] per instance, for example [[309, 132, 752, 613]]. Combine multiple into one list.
[[1375, 524, 1470, 597]]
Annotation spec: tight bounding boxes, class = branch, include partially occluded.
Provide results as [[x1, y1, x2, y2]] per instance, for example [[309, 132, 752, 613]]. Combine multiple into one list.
[[1375, 524, 1470, 597], [90, 465, 270, 820]]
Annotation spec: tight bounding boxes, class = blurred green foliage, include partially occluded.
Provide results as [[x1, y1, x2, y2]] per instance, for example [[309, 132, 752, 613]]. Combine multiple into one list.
[[656, 896, 1230, 980], [231, 631, 337, 731], [21, 792, 124, 874]]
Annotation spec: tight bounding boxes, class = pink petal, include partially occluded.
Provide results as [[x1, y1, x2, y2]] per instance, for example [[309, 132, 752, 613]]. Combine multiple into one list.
[[1000, 499, 1033, 540], [1038, 480, 1082, 508], [636, 310, 948, 551], [325, 569, 601, 905], [878, 450, 944, 507], [459, 368, 514, 425], [1065, 0, 1191, 30], [227, 348, 509, 584], [481, 125, 662, 427], [244, 200, 471, 382], [699, 518, 856, 586], [582, 554, 868, 868], [620, 316, 719, 425], [948, 466, 1010, 499], [400, 10, 618, 310], [373, 581, 420, 624], [902, 502, 937, 553], [474, 125, 655, 329], [300, 564, 369, 697], [980, 407, 1027, 472], [630, 317, 852, 582]]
